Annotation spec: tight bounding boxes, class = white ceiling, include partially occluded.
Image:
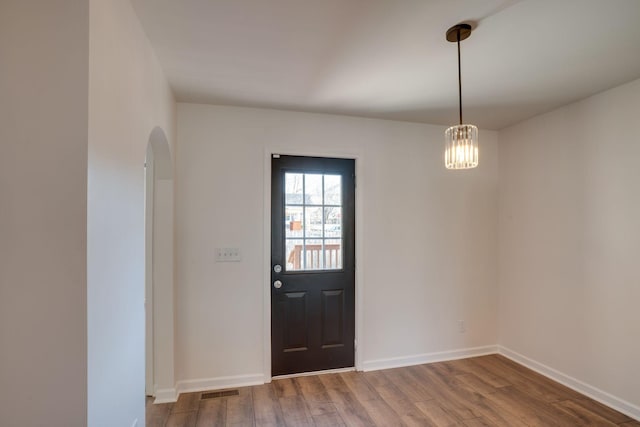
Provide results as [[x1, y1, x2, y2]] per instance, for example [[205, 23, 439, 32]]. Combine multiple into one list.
[[131, 0, 640, 130]]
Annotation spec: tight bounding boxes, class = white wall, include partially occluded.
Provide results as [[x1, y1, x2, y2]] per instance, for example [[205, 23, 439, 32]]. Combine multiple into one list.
[[0, 1, 89, 426], [88, 0, 175, 425], [498, 78, 640, 410], [175, 103, 498, 385]]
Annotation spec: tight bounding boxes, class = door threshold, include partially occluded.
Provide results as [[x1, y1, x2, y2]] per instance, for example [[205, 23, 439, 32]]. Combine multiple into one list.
[[272, 366, 355, 380]]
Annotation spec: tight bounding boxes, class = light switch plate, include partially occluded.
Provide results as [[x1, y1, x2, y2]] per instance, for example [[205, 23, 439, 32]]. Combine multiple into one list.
[[215, 247, 241, 262]]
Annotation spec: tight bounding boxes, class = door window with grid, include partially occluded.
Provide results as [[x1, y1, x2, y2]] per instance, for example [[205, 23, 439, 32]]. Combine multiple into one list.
[[284, 173, 342, 271]]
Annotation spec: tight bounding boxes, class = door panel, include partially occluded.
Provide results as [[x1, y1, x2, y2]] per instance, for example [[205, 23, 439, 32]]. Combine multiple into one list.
[[321, 290, 344, 347], [271, 155, 355, 376], [282, 291, 308, 352]]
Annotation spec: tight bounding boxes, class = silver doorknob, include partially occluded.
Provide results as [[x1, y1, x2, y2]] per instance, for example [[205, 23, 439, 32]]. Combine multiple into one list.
[[273, 280, 282, 289]]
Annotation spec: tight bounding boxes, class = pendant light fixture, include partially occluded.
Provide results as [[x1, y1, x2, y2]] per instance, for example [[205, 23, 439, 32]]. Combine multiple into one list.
[[444, 23, 478, 170]]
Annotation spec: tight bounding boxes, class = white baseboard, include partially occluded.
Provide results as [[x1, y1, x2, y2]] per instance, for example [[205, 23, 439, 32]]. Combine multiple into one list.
[[154, 387, 178, 404], [361, 345, 499, 372], [176, 373, 265, 395], [498, 346, 640, 422], [153, 374, 265, 404]]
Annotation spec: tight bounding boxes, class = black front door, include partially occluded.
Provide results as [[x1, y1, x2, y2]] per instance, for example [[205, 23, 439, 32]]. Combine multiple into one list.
[[271, 155, 355, 376]]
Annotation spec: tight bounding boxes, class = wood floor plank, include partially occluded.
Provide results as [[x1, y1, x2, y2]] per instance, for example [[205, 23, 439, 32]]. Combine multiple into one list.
[[252, 383, 284, 426], [146, 399, 173, 427], [366, 381, 435, 426], [482, 388, 551, 427], [318, 373, 377, 426], [293, 375, 337, 417], [294, 374, 327, 395], [360, 370, 393, 388], [383, 366, 434, 402], [388, 396, 439, 426], [462, 417, 495, 427], [551, 399, 619, 426], [225, 387, 254, 426], [340, 371, 380, 402], [411, 364, 481, 421], [454, 372, 500, 396], [195, 398, 226, 427], [486, 385, 580, 427], [492, 355, 586, 401], [357, 397, 404, 426], [417, 364, 527, 427], [172, 392, 201, 413], [272, 377, 299, 398], [312, 411, 347, 427], [414, 399, 462, 427], [165, 410, 197, 427], [566, 397, 633, 424], [315, 372, 346, 390], [278, 395, 314, 426], [324, 387, 378, 427], [473, 355, 582, 403], [620, 421, 640, 426], [471, 356, 557, 400], [443, 358, 511, 388]]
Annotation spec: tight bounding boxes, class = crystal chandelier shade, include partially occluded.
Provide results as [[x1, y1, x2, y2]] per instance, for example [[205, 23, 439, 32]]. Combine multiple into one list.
[[445, 124, 478, 169]]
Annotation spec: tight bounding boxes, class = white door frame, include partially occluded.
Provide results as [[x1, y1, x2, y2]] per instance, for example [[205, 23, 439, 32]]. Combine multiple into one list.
[[262, 147, 365, 381], [144, 147, 155, 395], [145, 127, 176, 401]]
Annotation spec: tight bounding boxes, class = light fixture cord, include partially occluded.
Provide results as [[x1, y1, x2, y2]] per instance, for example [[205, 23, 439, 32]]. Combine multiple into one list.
[[457, 30, 462, 125]]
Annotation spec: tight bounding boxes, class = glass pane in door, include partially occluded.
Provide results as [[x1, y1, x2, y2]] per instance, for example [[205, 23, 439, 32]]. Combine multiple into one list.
[[284, 172, 343, 271]]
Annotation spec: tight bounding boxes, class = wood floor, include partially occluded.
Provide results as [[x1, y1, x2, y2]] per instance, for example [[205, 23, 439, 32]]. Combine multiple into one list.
[[146, 354, 639, 427]]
